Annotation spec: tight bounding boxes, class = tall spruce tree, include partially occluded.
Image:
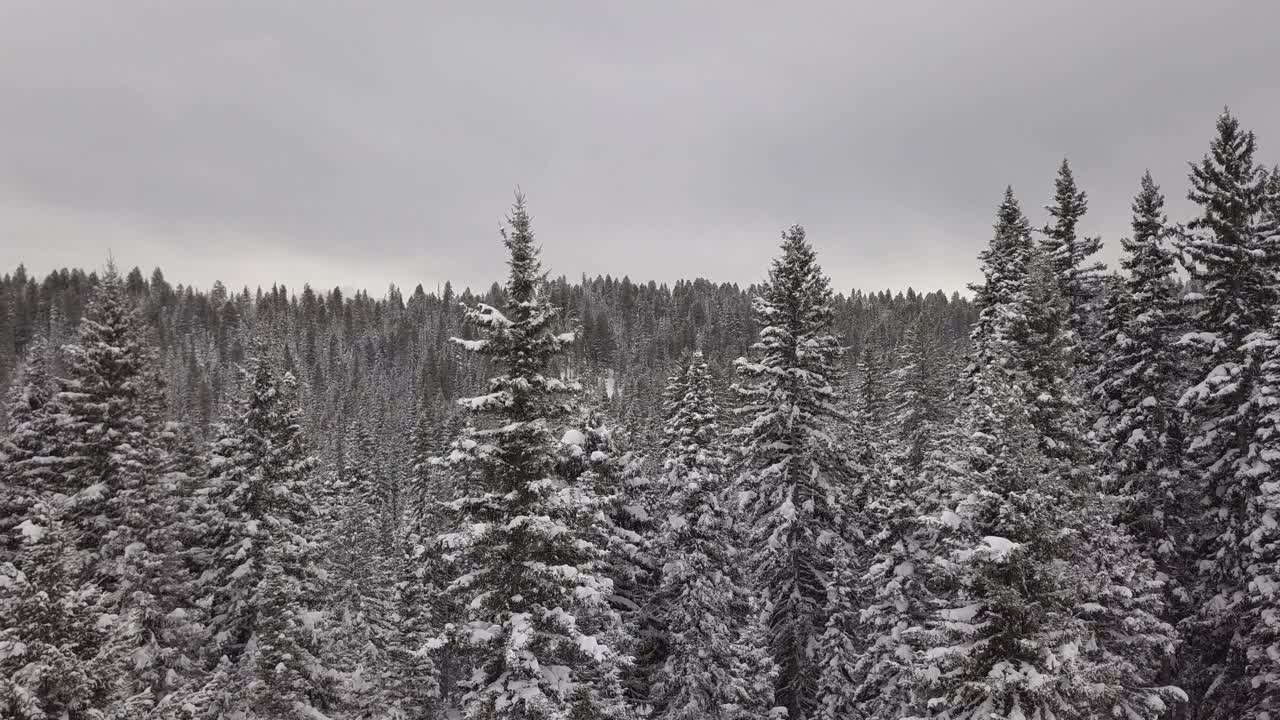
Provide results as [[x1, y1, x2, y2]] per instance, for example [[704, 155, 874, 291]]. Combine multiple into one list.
[[914, 362, 1181, 720], [651, 351, 776, 720], [733, 225, 863, 720], [842, 417, 966, 720], [1092, 172, 1189, 592], [437, 194, 629, 720], [196, 354, 339, 719], [969, 189, 1090, 470], [1241, 321, 1280, 719], [1040, 159, 1105, 346], [49, 267, 168, 578], [36, 267, 199, 711], [1176, 110, 1280, 718], [967, 188, 1036, 389], [558, 407, 655, 710], [1019, 250, 1092, 472], [857, 344, 893, 441], [0, 339, 58, 568]]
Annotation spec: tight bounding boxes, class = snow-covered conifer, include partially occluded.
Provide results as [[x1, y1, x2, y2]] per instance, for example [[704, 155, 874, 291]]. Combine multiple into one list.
[[1040, 159, 1105, 345], [651, 351, 776, 720], [1019, 250, 1092, 471], [0, 339, 58, 567], [967, 188, 1035, 387], [386, 533, 442, 720], [197, 354, 339, 718], [969, 190, 1091, 471], [322, 421, 399, 715], [857, 344, 893, 442], [1176, 110, 1280, 717], [558, 408, 655, 709], [33, 268, 200, 709], [889, 318, 950, 475], [1092, 172, 1188, 581], [733, 225, 863, 719], [0, 500, 113, 720], [1240, 327, 1280, 719], [437, 193, 629, 720], [914, 363, 1181, 720]]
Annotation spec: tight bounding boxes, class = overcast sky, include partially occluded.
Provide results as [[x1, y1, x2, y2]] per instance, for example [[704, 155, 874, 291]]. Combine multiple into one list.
[[1, 2, 1278, 297]]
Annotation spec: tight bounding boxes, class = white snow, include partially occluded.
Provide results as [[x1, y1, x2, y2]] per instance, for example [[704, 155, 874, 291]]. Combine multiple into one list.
[[16, 519, 46, 543]]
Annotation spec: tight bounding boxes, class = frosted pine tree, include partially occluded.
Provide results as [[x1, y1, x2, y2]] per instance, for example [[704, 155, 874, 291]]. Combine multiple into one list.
[[197, 354, 339, 719], [889, 317, 951, 475], [558, 408, 655, 709], [407, 397, 461, 536], [1240, 322, 1280, 719], [1092, 172, 1189, 593], [387, 535, 442, 720], [1040, 159, 1105, 348], [0, 499, 115, 720], [970, 189, 1090, 471], [650, 351, 776, 720], [396, 399, 462, 713], [967, 188, 1035, 391], [437, 194, 628, 720], [733, 225, 862, 720], [1176, 110, 1280, 718], [49, 267, 167, 568], [914, 362, 1181, 720], [322, 422, 399, 714], [0, 339, 58, 568], [1019, 250, 1092, 472], [857, 344, 893, 443], [844, 417, 965, 720], [39, 267, 199, 710]]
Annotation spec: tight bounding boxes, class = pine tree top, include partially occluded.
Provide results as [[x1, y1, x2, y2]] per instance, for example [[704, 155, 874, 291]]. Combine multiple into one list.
[[1044, 158, 1088, 243], [979, 188, 1035, 290], [1187, 108, 1267, 234], [503, 191, 543, 308]]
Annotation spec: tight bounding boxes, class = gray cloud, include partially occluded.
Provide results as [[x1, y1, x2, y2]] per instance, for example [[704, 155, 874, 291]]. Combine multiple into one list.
[[1, 1, 1278, 296]]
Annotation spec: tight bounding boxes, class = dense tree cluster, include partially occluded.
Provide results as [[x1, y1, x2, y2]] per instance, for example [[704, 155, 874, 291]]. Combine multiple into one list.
[[2, 109, 1279, 719]]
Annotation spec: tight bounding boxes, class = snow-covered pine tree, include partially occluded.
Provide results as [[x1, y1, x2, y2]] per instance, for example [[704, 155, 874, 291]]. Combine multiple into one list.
[[857, 344, 893, 441], [969, 188, 1091, 473], [1040, 158, 1105, 348], [50, 267, 168, 569], [0, 338, 58, 568], [197, 354, 339, 719], [1092, 172, 1190, 596], [558, 406, 655, 710], [407, 395, 458, 534], [437, 193, 629, 720], [914, 361, 1181, 720], [1019, 249, 1092, 473], [1176, 110, 1280, 718], [889, 317, 950, 475], [396, 396, 466, 713], [967, 188, 1035, 391], [840, 415, 966, 720], [650, 351, 776, 720], [387, 533, 442, 720], [321, 421, 399, 715], [33, 267, 201, 710], [733, 225, 863, 720], [0, 496, 121, 720], [1240, 320, 1280, 719]]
